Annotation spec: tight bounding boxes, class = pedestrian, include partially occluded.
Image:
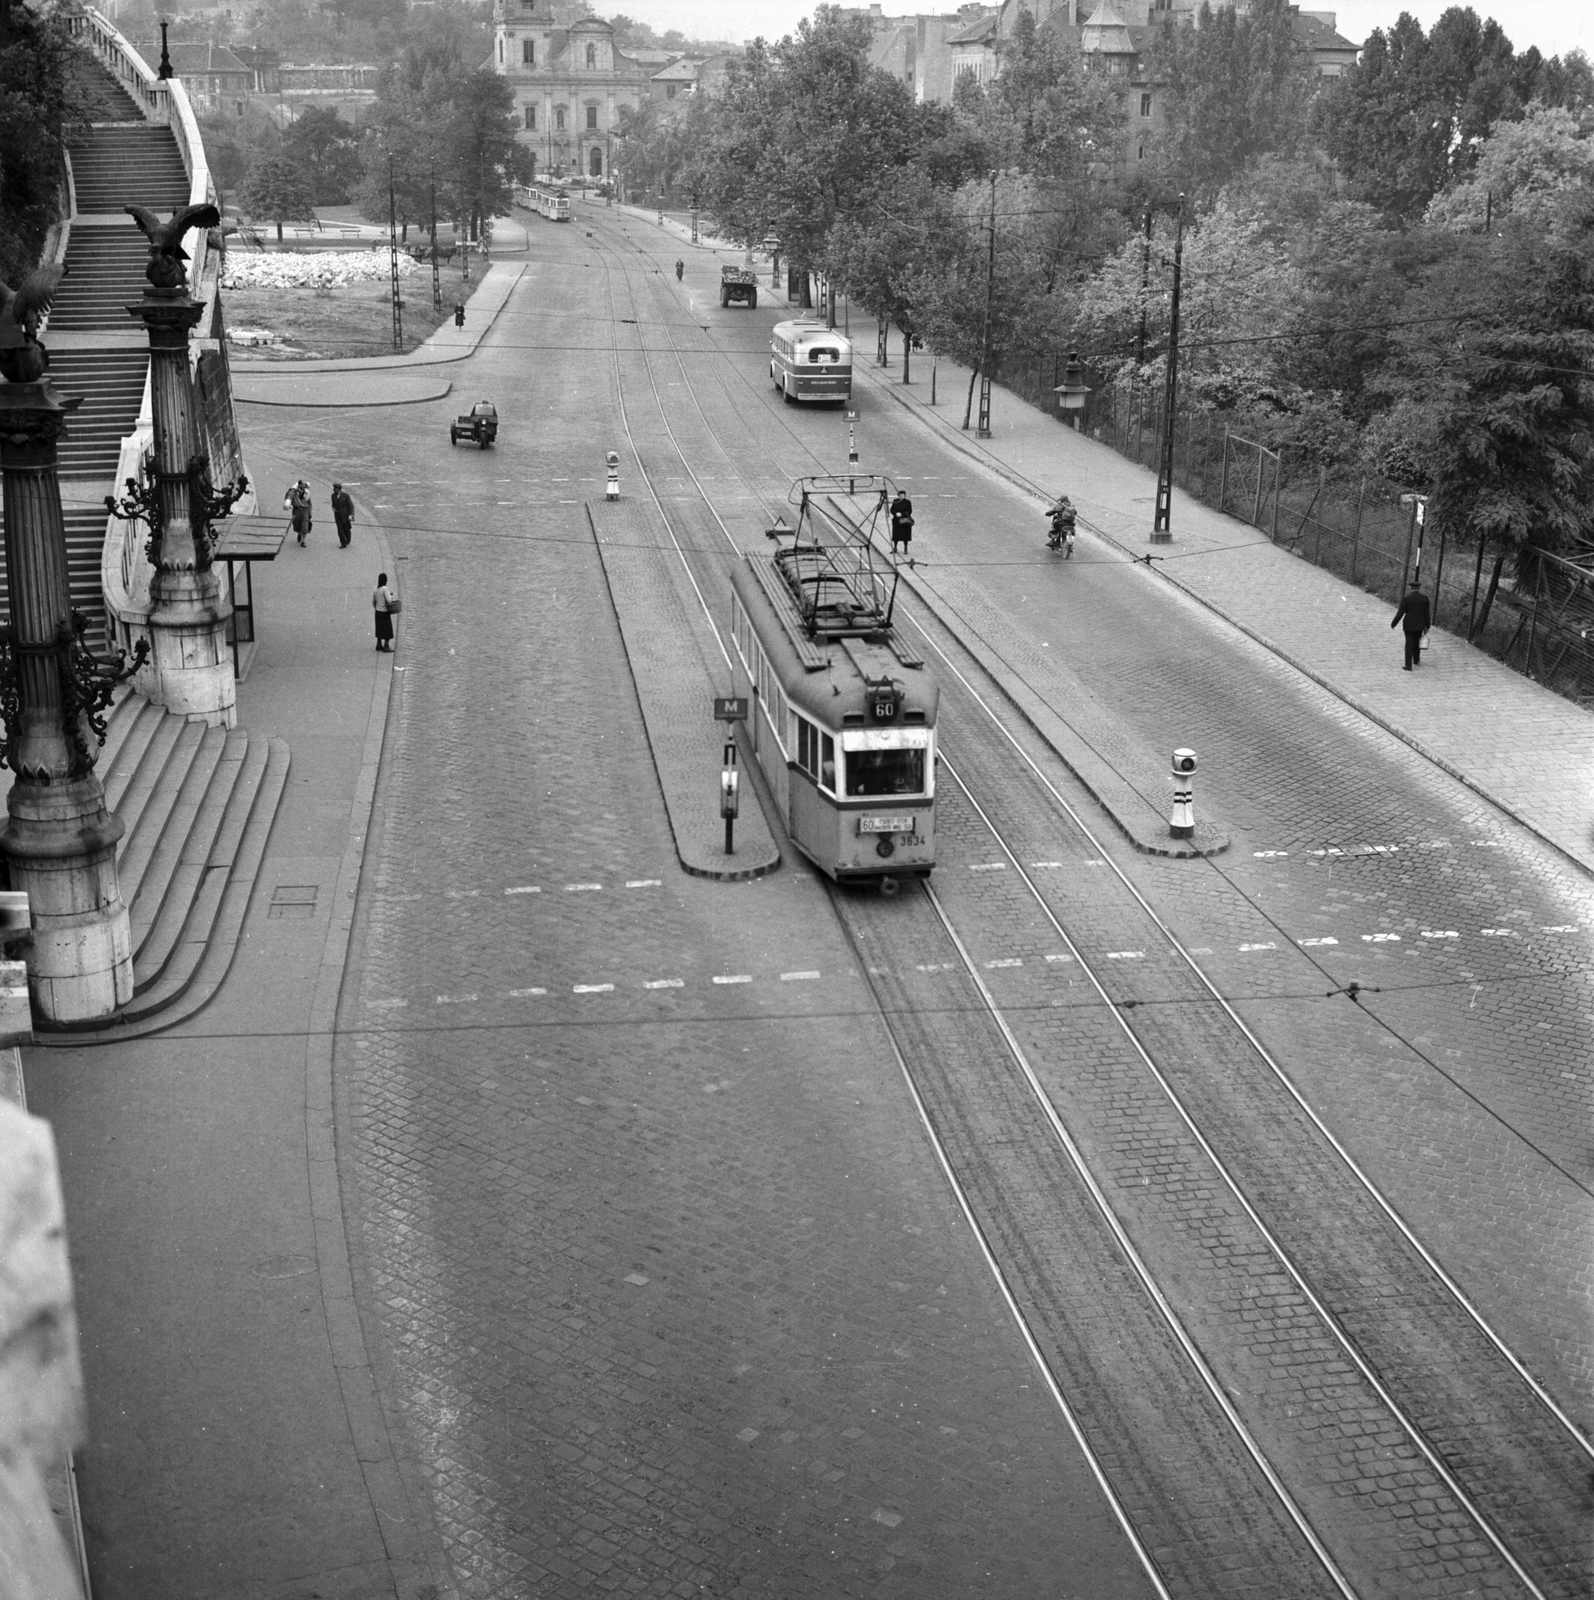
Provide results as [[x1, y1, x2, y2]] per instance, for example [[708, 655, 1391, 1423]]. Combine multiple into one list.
[[331, 482, 354, 549], [889, 490, 914, 557], [1391, 583, 1432, 670], [453, 301, 465, 329], [373, 571, 399, 652], [675, 259, 684, 282], [284, 479, 312, 547]]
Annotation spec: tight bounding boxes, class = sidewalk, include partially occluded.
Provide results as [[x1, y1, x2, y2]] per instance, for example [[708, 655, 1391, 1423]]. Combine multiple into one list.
[[19, 447, 455, 1598], [849, 321, 1594, 878]]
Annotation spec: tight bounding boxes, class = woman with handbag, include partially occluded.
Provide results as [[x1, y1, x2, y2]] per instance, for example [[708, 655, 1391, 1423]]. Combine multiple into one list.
[[373, 571, 400, 652]]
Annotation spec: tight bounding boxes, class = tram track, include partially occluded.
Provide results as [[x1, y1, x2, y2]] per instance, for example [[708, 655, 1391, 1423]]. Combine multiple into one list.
[[579, 209, 1594, 1599]]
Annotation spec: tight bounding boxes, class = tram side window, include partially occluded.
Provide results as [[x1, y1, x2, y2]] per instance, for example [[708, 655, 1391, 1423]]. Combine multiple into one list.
[[845, 748, 924, 797], [795, 716, 820, 778], [819, 732, 836, 793]]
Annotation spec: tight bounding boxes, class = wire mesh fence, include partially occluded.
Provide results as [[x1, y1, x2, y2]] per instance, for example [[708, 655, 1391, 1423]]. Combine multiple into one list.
[[997, 358, 1594, 708]]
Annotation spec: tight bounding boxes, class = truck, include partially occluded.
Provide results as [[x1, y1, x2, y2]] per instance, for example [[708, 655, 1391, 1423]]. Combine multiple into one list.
[[720, 264, 758, 309]]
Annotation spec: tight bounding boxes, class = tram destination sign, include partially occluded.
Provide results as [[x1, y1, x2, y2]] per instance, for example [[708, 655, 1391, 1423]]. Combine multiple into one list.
[[713, 697, 749, 722]]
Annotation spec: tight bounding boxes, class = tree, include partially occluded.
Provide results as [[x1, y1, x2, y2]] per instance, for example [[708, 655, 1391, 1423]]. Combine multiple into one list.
[[693, 7, 935, 272], [1143, 0, 1317, 201], [1370, 193, 1594, 633], [196, 105, 282, 213], [1425, 101, 1594, 230], [0, 0, 79, 286], [239, 155, 315, 241], [283, 107, 363, 206], [442, 69, 532, 239]]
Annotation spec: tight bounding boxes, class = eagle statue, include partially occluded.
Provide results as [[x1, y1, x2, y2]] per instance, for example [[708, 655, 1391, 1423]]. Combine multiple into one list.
[[126, 201, 223, 290], [0, 265, 67, 383]]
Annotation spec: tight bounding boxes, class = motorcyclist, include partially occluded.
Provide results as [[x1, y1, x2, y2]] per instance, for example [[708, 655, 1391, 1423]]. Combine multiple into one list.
[[675, 259, 684, 281], [1047, 495, 1077, 557]]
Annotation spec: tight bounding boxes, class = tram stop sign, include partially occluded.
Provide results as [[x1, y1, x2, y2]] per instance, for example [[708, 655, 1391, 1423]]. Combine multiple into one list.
[[714, 697, 749, 722]]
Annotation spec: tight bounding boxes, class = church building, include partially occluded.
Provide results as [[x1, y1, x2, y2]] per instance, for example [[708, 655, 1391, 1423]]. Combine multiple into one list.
[[491, 0, 652, 179]]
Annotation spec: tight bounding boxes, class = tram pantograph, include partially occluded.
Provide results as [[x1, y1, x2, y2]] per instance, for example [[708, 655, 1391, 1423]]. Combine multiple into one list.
[[730, 477, 937, 888]]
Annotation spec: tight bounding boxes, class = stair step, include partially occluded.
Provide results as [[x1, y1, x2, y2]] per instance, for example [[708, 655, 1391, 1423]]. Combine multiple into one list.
[[94, 687, 144, 783], [101, 736, 289, 1033], [123, 723, 225, 929], [132, 727, 249, 978], [112, 715, 191, 882]]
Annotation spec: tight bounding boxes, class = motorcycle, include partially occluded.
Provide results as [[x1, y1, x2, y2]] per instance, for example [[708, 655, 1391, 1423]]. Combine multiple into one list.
[[1046, 500, 1077, 557]]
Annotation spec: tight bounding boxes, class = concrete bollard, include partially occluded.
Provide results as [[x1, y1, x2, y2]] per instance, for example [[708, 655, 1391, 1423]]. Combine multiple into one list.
[[1170, 748, 1196, 839], [605, 451, 620, 501]]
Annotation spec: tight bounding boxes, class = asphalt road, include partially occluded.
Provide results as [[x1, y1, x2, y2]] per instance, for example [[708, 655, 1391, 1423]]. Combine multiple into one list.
[[231, 203, 1592, 1599]]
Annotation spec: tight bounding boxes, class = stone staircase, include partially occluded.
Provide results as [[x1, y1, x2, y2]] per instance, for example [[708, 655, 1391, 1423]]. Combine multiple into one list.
[[47, 347, 148, 476], [29, 689, 290, 1042]]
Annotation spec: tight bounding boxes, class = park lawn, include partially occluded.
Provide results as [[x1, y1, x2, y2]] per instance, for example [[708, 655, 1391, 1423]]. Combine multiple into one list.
[[222, 267, 485, 360]]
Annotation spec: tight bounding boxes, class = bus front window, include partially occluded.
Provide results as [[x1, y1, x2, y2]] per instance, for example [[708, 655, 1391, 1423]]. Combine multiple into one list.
[[845, 748, 924, 797]]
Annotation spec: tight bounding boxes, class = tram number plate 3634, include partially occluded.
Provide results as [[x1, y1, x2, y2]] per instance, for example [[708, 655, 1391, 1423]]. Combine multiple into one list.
[[859, 816, 916, 835]]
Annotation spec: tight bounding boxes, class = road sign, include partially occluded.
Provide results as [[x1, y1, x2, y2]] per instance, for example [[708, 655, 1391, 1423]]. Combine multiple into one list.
[[713, 697, 748, 722]]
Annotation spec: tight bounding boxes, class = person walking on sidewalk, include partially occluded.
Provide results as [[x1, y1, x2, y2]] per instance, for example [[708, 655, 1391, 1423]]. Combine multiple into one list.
[[285, 479, 312, 547], [453, 301, 465, 328], [889, 490, 914, 557], [1391, 583, 1432, 669], [332, 482, 354, 548], [373, 571, 399, 652]]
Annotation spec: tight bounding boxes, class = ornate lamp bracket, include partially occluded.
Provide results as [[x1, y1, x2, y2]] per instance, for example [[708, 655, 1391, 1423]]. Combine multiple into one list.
[[58, 614, 151, 777], [189, 453, 250, 568], [105, 471, 164, 569]]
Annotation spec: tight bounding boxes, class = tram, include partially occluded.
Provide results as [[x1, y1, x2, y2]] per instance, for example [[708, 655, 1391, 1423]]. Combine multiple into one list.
[[514, 182, 571, 221], [730, 477, 937, 887], [770, 319, 853, 404]]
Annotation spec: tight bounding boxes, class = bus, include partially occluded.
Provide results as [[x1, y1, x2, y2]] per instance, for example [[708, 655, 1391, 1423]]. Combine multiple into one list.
[[770, 319, 852, 405]]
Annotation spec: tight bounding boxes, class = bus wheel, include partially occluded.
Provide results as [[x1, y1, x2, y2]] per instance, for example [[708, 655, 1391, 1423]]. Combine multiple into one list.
[[880, 876, 899, 898]]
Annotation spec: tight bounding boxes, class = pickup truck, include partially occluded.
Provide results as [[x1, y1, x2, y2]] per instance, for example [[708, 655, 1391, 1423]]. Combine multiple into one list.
[[720, 264, 758, 309]]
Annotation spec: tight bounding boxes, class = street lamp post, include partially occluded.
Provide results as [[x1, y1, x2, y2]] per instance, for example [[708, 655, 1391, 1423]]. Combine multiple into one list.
[[387, 155, 402, 351], [157, 15, 172, 78], [0, 337, 147, 1021], [429, 170, 441, 312], [763, 234, 781, 290], [1151, 194, 1186, 543], [1053, 352, 1092, 430], [976, 169, 996, 439]]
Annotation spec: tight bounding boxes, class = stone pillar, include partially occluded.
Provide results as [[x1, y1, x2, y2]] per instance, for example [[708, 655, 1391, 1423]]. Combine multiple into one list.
[[128, 288, 236, 729], [0, 382, 133, 1023]]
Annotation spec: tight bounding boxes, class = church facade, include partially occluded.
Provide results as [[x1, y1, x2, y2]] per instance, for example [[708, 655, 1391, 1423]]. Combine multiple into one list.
[[491, 0, 652, 178]]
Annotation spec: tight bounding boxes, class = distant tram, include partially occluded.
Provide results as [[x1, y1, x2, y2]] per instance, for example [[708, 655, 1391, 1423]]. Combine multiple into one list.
[[515, 182, 571, 221], [770, 319, 853, 404], [730, 477, 937, 888]]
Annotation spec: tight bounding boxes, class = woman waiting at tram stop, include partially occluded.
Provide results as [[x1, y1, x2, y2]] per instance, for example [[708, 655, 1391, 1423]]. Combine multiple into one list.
[[373, 571, 400, 652]]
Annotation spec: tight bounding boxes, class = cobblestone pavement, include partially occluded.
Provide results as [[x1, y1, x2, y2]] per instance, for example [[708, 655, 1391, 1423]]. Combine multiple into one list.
[[222, 208, 1594, 1598], [577, 211, 1593, 1437], [258, 226, 1160, 1598]]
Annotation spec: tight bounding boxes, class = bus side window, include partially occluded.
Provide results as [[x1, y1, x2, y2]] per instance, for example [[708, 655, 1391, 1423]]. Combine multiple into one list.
[[819, 732, 835, 792]]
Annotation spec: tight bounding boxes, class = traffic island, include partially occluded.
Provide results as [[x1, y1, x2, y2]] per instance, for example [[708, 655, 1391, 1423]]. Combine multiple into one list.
[[587, 501, 780, 881]]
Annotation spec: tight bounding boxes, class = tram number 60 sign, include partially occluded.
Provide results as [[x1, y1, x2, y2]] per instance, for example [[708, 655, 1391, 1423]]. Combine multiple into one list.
[[714, 697, 749, 722]]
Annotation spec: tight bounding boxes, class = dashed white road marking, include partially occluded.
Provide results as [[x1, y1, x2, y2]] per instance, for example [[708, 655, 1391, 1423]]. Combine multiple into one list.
[[1541, 925, 1580, 933], [1030, 861, 1064, 869], [1238, 942, 1277, 952], [573, 983, 614, 993], [443, 889, 481, 899], [712, 974, 752, 985], [985, 958, 1022, 969], [1480, 928, 1518, 937], [1044, 953, 1074, 963], [1106, 951, 1145, 960], [780, 970, 821, 981], [504, 885, 540, 895], [367, 997, 408, 1008], [507, 986, 547, 997], [1298, 937, 1338, 947], [626, 879, 662, 888], [437, 993, 478, 1004], [1421, 930, 1459, 939], [1253, 850, 1289, 859], [968, 862, 1006, 872], [565, 883, 602, 892], [1362, 933, 1401, 943], [643, 978, 684, 989]]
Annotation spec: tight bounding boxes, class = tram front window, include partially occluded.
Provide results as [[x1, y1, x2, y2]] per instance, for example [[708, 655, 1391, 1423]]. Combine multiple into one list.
[[845, 748, 924, 797]]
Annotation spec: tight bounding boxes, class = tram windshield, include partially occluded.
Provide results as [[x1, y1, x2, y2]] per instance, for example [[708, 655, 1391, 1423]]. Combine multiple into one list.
[[845, 747, 925, 797]]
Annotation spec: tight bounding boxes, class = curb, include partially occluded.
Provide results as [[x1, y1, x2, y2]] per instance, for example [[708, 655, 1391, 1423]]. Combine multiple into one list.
[[856, 355, 1594, 882], [817, 492, 1229, 860], [586, 503, 781, 882], [230, 262, 525, 378], [235, 379, 452, 409]]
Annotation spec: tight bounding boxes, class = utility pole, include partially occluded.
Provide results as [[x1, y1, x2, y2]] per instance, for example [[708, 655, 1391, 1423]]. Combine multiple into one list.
[[976, 168, 996, 439], [388, 154, 402, 352], [1151, 193, 1185, 543], [429, 170, 441, 312]]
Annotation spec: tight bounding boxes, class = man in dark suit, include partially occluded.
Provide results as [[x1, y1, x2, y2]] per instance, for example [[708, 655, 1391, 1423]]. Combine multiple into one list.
[[1391, 584, 1433, 669]]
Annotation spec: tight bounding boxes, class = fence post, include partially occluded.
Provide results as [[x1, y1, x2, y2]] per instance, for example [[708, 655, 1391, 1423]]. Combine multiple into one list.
[[1272, 448, 1281, 542], [1219, 429, 1230, 514], [1524, 556, 1542, 678], [1252, 442, 1264, 531], [1432, 515, 1448, 629], [1350, 477, 1364, 584]]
